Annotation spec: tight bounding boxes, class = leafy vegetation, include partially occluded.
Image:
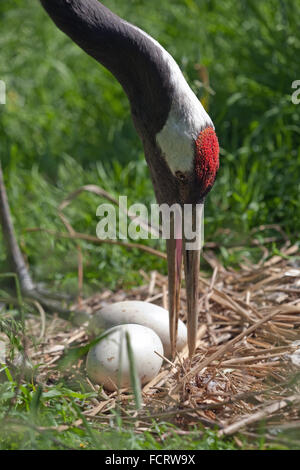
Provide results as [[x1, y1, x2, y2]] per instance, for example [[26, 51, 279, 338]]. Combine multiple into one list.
[[0, 0, 299, 450], [0, 376, 284, 450]]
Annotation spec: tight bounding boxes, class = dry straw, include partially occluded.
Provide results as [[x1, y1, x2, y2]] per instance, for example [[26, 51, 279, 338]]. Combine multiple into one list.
[[21, 240, 300, 441]]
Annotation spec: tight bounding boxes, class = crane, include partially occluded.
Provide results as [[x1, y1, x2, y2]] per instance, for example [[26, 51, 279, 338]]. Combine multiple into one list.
[[39, 0, 220, 357]]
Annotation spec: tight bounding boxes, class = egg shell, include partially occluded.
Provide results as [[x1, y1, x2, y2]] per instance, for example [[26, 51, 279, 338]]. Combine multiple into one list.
[[88, 301, 187, 358], [86, 324, 163, 391]]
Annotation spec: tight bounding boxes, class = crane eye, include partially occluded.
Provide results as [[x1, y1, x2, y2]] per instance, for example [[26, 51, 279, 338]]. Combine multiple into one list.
[[175, 171, 188, 183]]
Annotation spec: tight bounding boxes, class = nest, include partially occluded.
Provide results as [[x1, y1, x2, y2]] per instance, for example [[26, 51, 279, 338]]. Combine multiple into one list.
[[22, 241, 300, 444]]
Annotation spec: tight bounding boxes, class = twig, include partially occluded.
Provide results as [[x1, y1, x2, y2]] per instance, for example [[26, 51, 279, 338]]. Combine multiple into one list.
[[219, 395, 300, 436], [31, 300, 47, 342], [0, 162, 35, 293], [0, 163, 91, 325], [26, 227, 166, 259], [177, 308, 285, 387], [59, 184, 161, 238]]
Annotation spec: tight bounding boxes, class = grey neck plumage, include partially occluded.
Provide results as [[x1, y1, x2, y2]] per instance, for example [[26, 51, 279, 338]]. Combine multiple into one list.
[[40, 0, 173, 141]]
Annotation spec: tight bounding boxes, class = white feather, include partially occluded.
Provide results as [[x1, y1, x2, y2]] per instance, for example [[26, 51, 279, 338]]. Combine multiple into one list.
[[157, 56, 213, 174], [128, 22, 213, 174]]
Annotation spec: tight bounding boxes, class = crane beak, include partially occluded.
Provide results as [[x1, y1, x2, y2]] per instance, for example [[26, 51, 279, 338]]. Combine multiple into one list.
[[166, 236, 182, 359], [167, 204, 202, 359], [183, 241, 200, 358]]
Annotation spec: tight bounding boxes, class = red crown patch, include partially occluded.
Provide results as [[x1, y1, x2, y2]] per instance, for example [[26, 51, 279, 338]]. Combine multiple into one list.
[[195, 126, 219, 193]]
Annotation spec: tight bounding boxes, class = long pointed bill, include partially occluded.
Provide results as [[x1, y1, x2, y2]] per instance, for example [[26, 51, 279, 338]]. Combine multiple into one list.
[[167, 204, 203, 359], [166, 211, 183, 359], [183, 204, 203, 358], [183, 245, 200, 358]]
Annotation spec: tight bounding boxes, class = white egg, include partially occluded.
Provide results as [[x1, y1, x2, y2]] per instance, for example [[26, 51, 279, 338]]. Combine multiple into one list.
[[88, 301, 187, 358], [86, 324, 163, 391]]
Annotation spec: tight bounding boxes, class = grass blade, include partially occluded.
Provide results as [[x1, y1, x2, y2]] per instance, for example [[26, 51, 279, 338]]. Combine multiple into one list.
[[125, 331, 142, 410]]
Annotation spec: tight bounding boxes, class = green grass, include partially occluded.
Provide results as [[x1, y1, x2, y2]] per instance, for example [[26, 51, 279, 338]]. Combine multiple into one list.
[[0, 372, 296, 450], [0, 378, 269, 450], [0, 0, 300, 450]]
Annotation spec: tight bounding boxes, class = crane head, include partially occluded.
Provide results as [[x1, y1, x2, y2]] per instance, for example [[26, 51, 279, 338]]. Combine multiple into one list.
[[154, 121, 219, 359]]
